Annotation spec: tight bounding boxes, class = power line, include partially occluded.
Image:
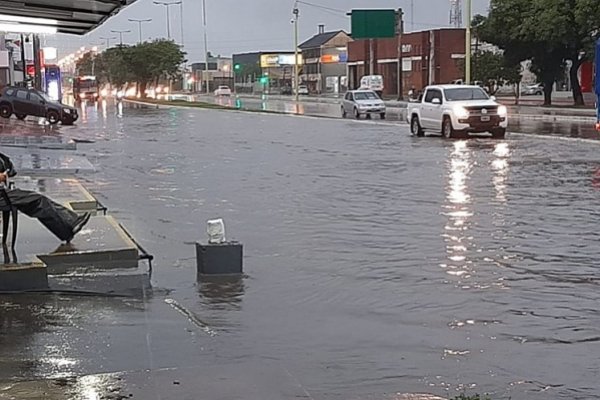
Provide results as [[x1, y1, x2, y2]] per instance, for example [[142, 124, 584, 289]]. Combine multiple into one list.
[[295, 0, 345, 14]]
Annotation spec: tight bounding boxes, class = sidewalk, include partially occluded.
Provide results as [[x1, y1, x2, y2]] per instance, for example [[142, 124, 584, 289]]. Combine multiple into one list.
[[229, 92, 598, 122]]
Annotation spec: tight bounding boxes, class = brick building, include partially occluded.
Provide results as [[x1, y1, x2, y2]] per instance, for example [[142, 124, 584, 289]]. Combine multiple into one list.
[[347, 28, 466, 97]]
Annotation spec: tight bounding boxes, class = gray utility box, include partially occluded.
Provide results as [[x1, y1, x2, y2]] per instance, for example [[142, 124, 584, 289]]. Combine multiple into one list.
[[196, 242, 243, 276]]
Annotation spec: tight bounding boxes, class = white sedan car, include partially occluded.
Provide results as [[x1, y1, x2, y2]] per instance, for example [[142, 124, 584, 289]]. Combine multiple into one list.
[[297, 85, 309, 95], [214, 86, 232, 96], [341, 90, 386, 119]]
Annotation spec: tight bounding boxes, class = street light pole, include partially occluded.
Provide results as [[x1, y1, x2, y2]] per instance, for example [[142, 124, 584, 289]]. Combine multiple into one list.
[[154, 0, 182, 40], [465, 0, 472, 84], [99, 36, 117, 49], [129, 18, 152, 44], [293, 5, 299, 102], [180, 1, 185, 47], [111, 30, 131, 46], [202, 0, 210, 93]]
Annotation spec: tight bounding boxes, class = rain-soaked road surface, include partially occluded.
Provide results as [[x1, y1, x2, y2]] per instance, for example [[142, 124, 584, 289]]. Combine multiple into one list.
[[1, 100, 600, 399]]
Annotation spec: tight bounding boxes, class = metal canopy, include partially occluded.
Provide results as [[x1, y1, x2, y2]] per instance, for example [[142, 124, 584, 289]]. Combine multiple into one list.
[[0, 0, 137, 35]]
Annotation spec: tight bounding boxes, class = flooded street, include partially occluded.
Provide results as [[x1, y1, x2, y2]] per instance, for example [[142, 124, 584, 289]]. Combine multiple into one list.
[[1, 101, 600, 399]]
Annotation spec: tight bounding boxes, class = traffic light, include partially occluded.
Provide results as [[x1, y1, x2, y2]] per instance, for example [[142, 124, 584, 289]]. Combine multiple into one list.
[[234, 63, 241, 72], [259, 76, 269, 84]]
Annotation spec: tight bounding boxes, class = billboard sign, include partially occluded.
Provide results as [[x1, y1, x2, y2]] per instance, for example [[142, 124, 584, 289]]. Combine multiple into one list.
[[350, 9, 397, 39], [261, 54, 303, 68]]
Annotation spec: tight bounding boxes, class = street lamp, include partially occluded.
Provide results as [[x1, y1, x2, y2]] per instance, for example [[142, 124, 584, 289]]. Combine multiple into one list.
[[292, 5, 300, 102], [153, 0, 181, 40], [202, 0, 209, 93], [128, 18, 152, 44], [111, 29, 131, 46], [99, 36, 117, 48]]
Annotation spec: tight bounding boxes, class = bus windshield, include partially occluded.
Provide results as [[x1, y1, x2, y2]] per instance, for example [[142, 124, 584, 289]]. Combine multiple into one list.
[[75, 78, 98, 90]]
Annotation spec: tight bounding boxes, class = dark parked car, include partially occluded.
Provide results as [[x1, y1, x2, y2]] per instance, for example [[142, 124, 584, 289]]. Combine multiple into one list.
[[0, 87, 78, 125], [280, 85, 293, 95]]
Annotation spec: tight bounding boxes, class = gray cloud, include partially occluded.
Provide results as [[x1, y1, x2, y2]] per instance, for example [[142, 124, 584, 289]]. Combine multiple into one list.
[[44, 0, 489, 62]]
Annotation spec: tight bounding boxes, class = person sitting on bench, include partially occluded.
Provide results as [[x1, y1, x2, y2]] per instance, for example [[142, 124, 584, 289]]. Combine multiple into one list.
[[0, 153, 91, 243]]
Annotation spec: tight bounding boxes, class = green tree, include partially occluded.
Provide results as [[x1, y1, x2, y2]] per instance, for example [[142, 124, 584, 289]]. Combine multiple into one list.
[[126, 40, 186, 97], [103, 47, 134, 87], [472, 50, 522, 95], [76, 52, 98, 76], [75, 39, 186, 97], [479, 0, 600, 106]]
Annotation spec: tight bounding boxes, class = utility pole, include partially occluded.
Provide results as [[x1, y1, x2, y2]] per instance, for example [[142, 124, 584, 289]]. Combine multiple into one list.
[[202, 0, 210, 93], [465, 0, 472, 84], [410, 0, 414, 31], [293, 5, 299, 102], [111, 30, 131, 46], [33, 34, 42, 90], [129, 18, 152, 44], [19, 33, 26, 86], [396, 8, 404, 100]]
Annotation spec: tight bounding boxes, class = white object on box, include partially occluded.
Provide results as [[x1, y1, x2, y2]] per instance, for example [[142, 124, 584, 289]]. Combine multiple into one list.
[[207, 218, 226, 244]]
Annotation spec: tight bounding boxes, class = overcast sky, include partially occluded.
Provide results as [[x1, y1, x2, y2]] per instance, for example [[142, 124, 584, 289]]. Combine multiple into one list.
[[43, 0, 489, 62]]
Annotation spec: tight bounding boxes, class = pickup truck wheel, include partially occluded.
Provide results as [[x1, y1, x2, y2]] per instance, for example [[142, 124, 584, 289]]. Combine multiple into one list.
[[411, 116, 424, 137], [354, 108, 360, 119], [0, 104, 12, 118], [443, 116, 455, 139], [491, 128, 506, 139]]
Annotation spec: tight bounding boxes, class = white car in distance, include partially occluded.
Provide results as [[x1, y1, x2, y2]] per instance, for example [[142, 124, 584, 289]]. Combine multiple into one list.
[[214, 86, 232, 96], [341, 90, 386, 120], [296, 85, 309, 95]]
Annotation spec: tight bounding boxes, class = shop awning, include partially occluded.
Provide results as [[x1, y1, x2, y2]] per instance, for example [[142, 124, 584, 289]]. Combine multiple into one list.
[[0, 0, 137, 35]]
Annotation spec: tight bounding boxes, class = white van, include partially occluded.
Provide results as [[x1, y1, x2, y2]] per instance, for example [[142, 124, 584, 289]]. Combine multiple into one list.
[[359, 75, 384, 96]]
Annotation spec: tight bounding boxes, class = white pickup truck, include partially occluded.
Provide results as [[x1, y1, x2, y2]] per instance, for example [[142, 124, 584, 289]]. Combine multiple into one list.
[[407, 84, 508, 139]]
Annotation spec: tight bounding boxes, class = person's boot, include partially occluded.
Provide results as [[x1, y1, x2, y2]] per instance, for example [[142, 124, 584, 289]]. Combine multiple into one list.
[[66, 212, 91, 243]]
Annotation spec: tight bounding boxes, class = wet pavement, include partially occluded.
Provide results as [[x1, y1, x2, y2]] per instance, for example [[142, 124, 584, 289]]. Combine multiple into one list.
[[1, 100, 600, 399]]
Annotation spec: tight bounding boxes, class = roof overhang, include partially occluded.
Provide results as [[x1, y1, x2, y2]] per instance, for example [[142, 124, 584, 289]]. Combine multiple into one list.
[[0, 0, 137, 35]]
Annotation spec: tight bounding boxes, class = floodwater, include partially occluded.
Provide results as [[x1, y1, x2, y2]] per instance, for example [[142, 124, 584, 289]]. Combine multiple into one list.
[[1, 100, 600, 399]]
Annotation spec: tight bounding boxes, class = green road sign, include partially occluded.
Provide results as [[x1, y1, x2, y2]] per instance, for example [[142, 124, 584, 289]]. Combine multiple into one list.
[[350, 9, 397, 39]]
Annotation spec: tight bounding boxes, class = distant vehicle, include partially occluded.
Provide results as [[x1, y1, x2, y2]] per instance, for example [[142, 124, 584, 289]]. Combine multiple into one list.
[[521, 83, 544, 95], [297, 85, 309, 95], [341, 90, 386, 120], [214, 86, 232, 96], [359, 75, 384, 96], [280, 85, 293, 95], [0, 87, 78, 125], [73, 76, 99, 101], [407, 84, 508, 139]]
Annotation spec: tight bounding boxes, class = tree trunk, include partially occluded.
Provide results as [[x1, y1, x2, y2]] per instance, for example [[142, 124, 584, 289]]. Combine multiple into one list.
[[570, 58, 584, 106], [139, 81, 147, 99], [542, 77, 554, 106]]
